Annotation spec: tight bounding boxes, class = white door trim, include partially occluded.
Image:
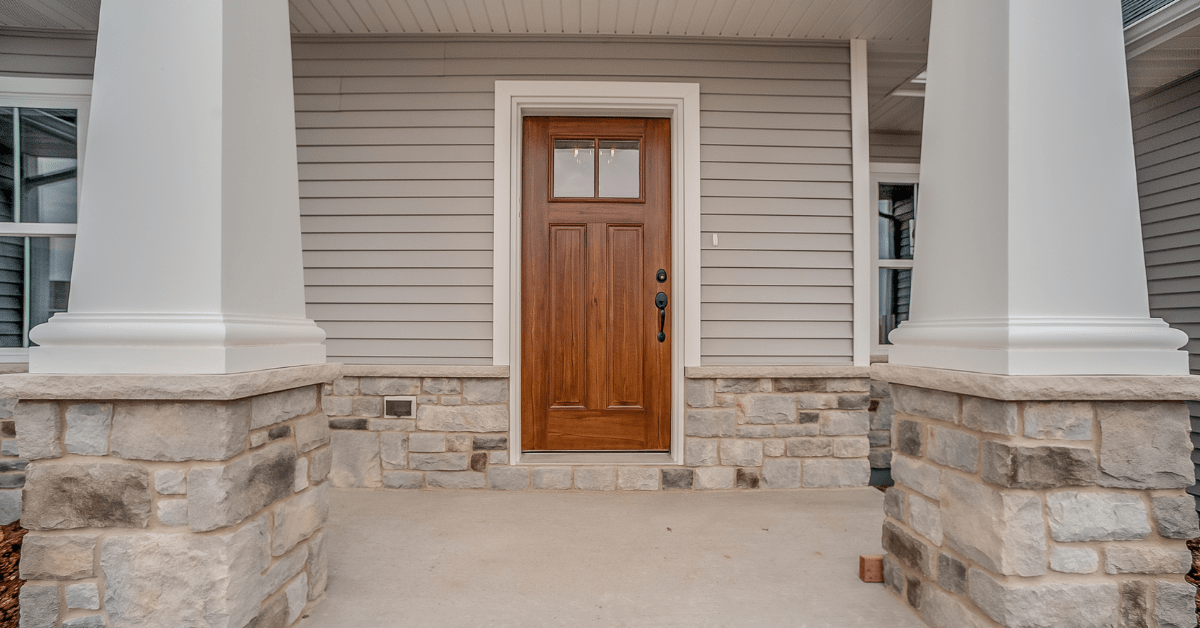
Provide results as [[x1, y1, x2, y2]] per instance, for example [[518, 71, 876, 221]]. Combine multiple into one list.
[[492, 80, 701, 465]]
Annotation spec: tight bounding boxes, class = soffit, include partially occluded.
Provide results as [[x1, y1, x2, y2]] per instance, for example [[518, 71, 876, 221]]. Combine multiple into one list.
[[1128, 18, 1200, 99]]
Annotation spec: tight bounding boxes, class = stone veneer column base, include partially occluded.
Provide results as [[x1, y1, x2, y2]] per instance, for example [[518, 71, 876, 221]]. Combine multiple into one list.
[[0, 364, 340, 628], [873, 363, 1200, 628]]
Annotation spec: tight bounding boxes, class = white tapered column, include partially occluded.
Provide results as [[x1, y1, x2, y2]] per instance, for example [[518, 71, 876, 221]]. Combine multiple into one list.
[[28, 0, 325, 374], [889, 0, 1188, 376]]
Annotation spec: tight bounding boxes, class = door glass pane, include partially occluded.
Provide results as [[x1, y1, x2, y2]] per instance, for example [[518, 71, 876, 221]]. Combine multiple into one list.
[[598, 139, 639, 198], [878, 183, 916, 260], [28, 236, 73, 340], [879, 268, 912, 345], [553, 139, 595, 198], [0, 108, 12, 222], [19, 108, 78, 223]]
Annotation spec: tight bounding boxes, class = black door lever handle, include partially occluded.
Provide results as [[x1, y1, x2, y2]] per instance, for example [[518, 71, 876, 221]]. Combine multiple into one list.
[[655, 292, 667, 342]]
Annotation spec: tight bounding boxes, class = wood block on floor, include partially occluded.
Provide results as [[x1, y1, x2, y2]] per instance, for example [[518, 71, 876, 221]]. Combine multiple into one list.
[[859, 554, 883, 583]]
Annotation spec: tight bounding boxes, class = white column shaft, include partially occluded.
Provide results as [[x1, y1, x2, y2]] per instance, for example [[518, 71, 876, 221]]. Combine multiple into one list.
[[889, 0, 1188, 375], [29, 0, 325, 374]]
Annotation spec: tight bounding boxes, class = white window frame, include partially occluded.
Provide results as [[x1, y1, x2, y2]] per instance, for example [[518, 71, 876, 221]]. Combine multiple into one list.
[[492, 80, 701, 466], [0, 77, 91, 362], [870, 162, 920, 356]]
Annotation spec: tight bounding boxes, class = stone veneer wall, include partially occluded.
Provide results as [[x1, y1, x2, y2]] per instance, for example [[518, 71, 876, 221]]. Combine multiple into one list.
[[869, 377, 895, 479], [876, 365, 1200, 628], [324, 367, 873, 490], [3, 366, 337, 628]]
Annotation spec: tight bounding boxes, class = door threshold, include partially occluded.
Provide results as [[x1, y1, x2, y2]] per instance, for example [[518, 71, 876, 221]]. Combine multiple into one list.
[[517, 451, 677, 466]]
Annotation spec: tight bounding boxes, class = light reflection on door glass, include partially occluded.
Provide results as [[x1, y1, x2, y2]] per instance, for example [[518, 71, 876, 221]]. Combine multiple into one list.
[[598, 140, 639, 198], [553, 139, 595, 198]]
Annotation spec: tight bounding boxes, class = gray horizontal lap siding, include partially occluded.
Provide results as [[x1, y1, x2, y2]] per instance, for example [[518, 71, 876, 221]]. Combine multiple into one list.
[[293, 38, 854, 365], [0, 30, 95, 79], [1132, 70, 1200, 506]]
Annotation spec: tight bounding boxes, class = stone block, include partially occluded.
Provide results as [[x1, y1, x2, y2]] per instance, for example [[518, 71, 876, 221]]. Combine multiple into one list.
[[261, 543, 308, 600], [891, 455, 941, 500], [1104, 546, 1190, 574], [470, 452, 487, 471], [447, 434, 472, 452], [332, 377, 359, 396], [762, 439, 784, 457], [294, 457, 309, 491], [882, 554, 903, 596], [441, 396, 462, 406], [425, 471, 485, 489], [735, 468, 760, 489], [618, 467, 659, 491], [820, 410, 869, 436], [489, 451, 508, 464], [409, 433, 446, 452], [685, 379, 714, 408], [309, 446, 331, 484], [797, 394, 838, 410], [65, 582, 100, 610], [869, 448, 891, 469], [417, 405, 508, 432], [369, 419, 415, 432], [980, 441, 1096, 489], [802, 459, 869, 488], [738, 395, 797, 424], [531, 467, 573, 490], [936, 553, 966, 595], [285, 573, 308, 624], [268, 425, 291, 442], [272, 483, 328, 556], [410, 453, 469, 471], [838, 393, 870, 410], [293, 414, 331, 454], [719, 439, 762, 466], [64, 403, 112, 456], [926, 426, 978, 473], [1155, 581, 1197, 628], [1049, 546, 1098, 574], [308, 530, 327, 600], [16, 401, 61, 460], [488, 466, 529, 490], [351, 397, 383, 417], [882, 520, 934, 576], [774, 424, 818, 437], [380, 433, 407, 470], [187, 441, 296, 532], [1023, 401, 1092, 440], [694, 467, 735, 490], [328, 431, 381, 488], [968, 568, 1116, 628], [251, 387, 317, 429], [919, 587, 990, 628], [786, 437, 831, 458], [18, 585, 58, 628], [1046, 491, 1150, 542], [1, 440, 15, 456], [908, 494, 942, 544], [423, 378, 461, 394], [24, 462, 151, 530], [661, 468, 693, 490], [157, 499, 188, 526], [685, 409, 735, 437], [762, 458, 801, 489], [1097, 402, 1191, 489], [574, 467, 616, 490], [895, 419, 922, 457], [102, 521, 268, 628], [892, 385, 959, 423], [832, 437, 869, 458], [941, 474, 1045, 576], [0, 490, 19, 525], [883, 487, 906, 521], [1153, 495, 1200, 539], [463, 379, 507, 404], [111, 401, 249, 462], [715, 378, 759, 393], [249, 592, 288, 628], [960, 396, 1017, 435], [905, 575, 921, 609], [383, 471, 423, 489], [714, 394, 736, 408], [154, 468, 186, 495], [322, 396, 351, 417], [62, 615, 104, 628], [685, 439, 718, 467], [20, 533, 96, 580], [359, 377, 421, 396]]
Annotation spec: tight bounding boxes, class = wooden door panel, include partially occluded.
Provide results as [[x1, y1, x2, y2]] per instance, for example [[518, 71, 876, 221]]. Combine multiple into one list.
[[522, 117, 671, 452], [548, 224, 587, 408]]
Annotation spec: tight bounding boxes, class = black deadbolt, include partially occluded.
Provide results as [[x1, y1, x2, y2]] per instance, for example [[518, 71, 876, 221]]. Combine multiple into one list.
[[656, 269, 667, 283]]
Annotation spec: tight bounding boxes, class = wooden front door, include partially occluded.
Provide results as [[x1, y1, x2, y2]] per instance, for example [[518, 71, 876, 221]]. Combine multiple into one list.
[[521, 117, 672, 451]]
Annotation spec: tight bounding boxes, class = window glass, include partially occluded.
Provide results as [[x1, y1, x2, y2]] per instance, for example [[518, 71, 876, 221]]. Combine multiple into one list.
[[598, 139, 639, 198], [553, 139, 595, 198], [18, 108, 78, 224], [878, 183, 916, 260], [879, 268, 912, 345], [0, 108, 12, 222]]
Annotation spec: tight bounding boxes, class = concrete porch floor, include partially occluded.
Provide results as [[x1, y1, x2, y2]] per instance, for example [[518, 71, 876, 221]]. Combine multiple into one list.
[[296, 487, 926, 628]]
